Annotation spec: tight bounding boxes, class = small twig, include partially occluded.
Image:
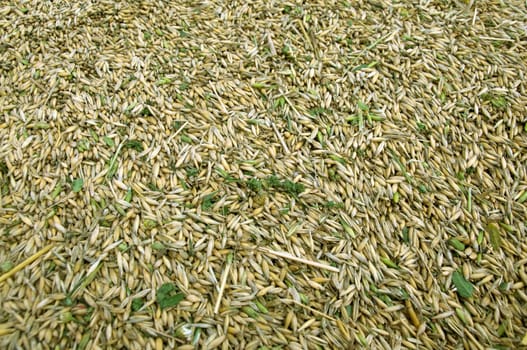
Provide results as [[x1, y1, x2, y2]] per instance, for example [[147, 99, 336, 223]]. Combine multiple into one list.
[[0, 244, 54, 283], [260, 248, 339, 273], [214, 253, 233, 314]]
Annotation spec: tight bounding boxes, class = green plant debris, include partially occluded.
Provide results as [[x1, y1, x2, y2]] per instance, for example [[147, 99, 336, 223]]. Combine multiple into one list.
[[180, 134, 192, 143], [448, 238, 465, 251], [392, 191, 400, 203], [486, 223, 501, 250], [455, 307, 468, 325], [78, 332, 91, 350], [251, 82, 269, 89], [346, 101, 384, 128], [352, 61, 378, 72], [1, 261, 13, 273], [89, 129, 98, 142], [499, 222, 514, 233], [106, 140, 126, 179], [68, 262, 103, 299], [156, 283, 185, 310], [143, 219, 158, 230], [0, 161, 7, 175], [28, 122, 50, 129], [308, 107, 331, 117], [481, 93, 507, 110], [452, 271, 474, 298], [124, 140, 144, 152], [50, 182, 62, 199], [77, 139, 90, 152], [156, 77, 173, 85], [247, 178, 263, 193], [357, 101, 369, 111], [124, 188, 133, 202], [140, 107, 152, 116], [329, 154, 346, 164], [388, 149, 414, 185], [299, 293, 309, 304], [201, 193, 217, 211], [131, 297, 144, 312], [151, 241, 166, 251], [266, 175, 304, 196], [103, 136, 115, 147], [518, 190, 527, 203], [216, 168, 238, 182], [186, 167, 199, 177], [401, 227, 410, 244], [380, 256, 399, 269], [340, 220, 355, 238], [242, 306, 259, 318], [115, 204, 126, 216], [477, 231, 484, 246], [72, 178, 84, 193], [323, 201, 344, 209], [280, 179, 305, 196], [255, 300, 269, 314], [274, 96, 286, 109]]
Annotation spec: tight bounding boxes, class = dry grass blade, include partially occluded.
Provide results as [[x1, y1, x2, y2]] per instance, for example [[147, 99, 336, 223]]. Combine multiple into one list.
[[0, 244, 54, 283], [259, 247, 339, 273]]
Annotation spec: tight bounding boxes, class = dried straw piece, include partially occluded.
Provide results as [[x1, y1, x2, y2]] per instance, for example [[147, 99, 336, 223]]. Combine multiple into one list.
[[259, 248, 339, 273], [0, 244, 54, 283], [213, 253, 233, 314]]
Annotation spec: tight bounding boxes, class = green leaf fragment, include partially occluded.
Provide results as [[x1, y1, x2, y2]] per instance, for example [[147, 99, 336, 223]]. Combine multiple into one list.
[[77, 139, 90, 152], [499, 222, 514, 232], [299, 293, 309, 304], [78, 332, 91, 350], [357, 101, 369, 111], [156, 77, 173, 85], [518, 190, 527, 203], [329, 154, 346, 164], [156, 283, 185, 310], [31, 122, 50, 129], [143, 219, 158, 230], [124, 188, 133, 202], [124, 140, 144, 152], [255, 300, 269, 314], [341, 220, 355, 238], [1, 261, 13, 273], [131, 298, 144, 311], [452, 271, 474, 298], [180, 134, 192, 143], [486, 223, 501, 250], [380, 256, 399, 269], [242, 306, 259, 318], [72, 178, 84, 193], [455, 307, 468, 325], [448, 238, 465, 251], [151, 242, 165, 251], [51, 182, 62, 199], [103, 136, 115, 147]]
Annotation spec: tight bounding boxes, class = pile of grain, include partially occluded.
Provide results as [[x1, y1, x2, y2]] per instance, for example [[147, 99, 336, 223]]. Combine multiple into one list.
[[1, 0, 527, 349]]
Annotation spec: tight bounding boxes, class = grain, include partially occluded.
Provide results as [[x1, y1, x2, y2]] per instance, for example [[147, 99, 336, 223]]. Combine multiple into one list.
[[1, 0, 526, 349]]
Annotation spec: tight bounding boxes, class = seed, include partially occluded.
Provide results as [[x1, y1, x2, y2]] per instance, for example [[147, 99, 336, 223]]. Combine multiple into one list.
[[0, 2, 525, 349]]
